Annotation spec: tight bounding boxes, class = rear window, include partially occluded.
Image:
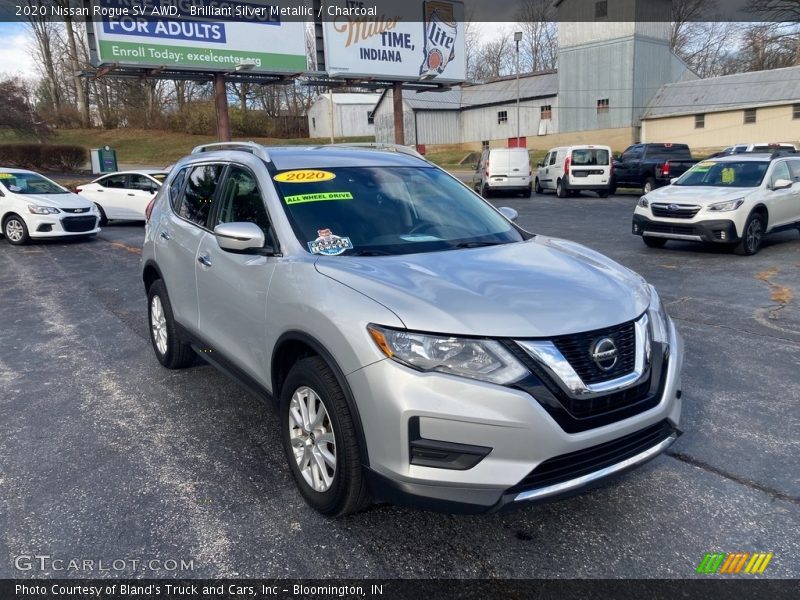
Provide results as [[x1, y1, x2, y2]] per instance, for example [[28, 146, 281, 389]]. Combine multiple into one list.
[[571, 148, 609, 166], [646, 144, 691, 160]]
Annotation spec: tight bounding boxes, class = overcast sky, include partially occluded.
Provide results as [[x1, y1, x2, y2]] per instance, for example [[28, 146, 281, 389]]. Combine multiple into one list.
[[0, 23, 36, 78]]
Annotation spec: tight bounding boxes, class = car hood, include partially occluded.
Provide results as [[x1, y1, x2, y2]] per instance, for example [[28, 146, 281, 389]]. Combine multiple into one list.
[[647, 185, 755, 205], [315, 237, 651, 338], [24, 193, 94, 209]]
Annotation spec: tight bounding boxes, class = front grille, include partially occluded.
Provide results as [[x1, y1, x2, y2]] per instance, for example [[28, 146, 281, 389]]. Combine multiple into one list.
[[61, 216, 96, 232], [508, 420, 676, 493], [642, 222, 696, 236], [551, 320, 636, 385], [62, 207, 91, 214], [650, 204, 700, 219]]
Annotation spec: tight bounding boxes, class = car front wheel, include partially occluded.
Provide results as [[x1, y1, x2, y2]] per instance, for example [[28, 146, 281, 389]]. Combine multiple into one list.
[[281, 356, 370, 517], [643, 236, 667, 248], [735, 212, 764, 256], [3, 214, 29, 245], [556, 179, 568, 198]]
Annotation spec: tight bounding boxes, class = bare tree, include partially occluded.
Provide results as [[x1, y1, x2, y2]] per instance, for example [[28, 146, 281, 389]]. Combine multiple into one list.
[[745, 0, 800, 21], [515, 0, 558, 72], [62, 5, 90, 127], [25, 1, 62, 119]]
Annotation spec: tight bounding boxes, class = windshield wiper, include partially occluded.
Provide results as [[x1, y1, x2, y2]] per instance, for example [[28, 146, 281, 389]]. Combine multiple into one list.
[[452, 241, 508, 249], [347, 249, 393, 256]]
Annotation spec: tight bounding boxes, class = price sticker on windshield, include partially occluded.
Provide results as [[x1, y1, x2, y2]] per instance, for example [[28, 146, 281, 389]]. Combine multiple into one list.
[[274, 170, 336, 183], [721, 167, 735, 184], [0, 173, 14, 179]]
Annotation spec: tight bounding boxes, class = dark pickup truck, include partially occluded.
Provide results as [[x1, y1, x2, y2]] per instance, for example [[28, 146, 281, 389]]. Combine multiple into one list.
[[612, 143, 697, 193]]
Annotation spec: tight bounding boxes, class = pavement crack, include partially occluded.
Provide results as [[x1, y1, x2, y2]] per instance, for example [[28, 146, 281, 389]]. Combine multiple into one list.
[[666, 450, 800, 506]]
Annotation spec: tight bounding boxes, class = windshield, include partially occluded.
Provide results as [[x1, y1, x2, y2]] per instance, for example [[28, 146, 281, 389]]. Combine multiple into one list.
[[273, 166, 527, 256], [0, 172, 69, 194], [674, 160, 768, 188]]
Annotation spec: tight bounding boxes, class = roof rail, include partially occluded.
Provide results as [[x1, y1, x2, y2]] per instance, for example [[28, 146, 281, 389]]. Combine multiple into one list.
[[191, 141, 271, 163], [771, 149, 797, 159], [325, 142, 425, 160]]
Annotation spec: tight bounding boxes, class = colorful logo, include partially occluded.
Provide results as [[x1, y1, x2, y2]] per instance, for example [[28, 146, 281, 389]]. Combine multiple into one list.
[[696, 552, 773, 575], [420, 1, 457, 77]]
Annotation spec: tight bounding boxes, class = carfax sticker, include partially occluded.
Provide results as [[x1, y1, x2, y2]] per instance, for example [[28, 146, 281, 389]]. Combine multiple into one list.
[[284, 191, 353, 205], [274, 169, 336, 183], [308, 228, 353, 256]]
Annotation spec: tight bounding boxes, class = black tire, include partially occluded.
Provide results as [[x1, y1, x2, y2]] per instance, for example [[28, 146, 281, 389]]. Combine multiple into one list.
[[598, 190, 609, 198], [643, 177, 656, 194], [535, 178, 543, 194], [735, 211, 765, 256], [3, 214, 30, 245], [556, 179, 568, 198], [521, 185, 532, 198], [643, 236, 667, 248], [147, 279, 195, 369], [281, 356, 370, 517], [94, 204, 108, 227], [481, 184, 491, 198]]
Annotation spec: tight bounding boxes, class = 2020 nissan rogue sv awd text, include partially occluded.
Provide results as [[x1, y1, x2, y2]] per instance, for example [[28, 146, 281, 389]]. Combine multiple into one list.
[[141, 142, 684, 516]]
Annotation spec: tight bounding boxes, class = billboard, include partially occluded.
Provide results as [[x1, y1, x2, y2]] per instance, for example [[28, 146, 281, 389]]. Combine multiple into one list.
[[88, 0, 308, 74], [322, 0, 465, 83]]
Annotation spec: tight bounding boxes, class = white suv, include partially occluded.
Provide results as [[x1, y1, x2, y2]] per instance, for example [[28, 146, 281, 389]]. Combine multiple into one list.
[[633, 153, 800, 255], [0, 168, 100, 245]]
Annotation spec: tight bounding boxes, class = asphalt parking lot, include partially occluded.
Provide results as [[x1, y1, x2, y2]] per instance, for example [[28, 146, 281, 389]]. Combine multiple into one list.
[[1, 189, 798, 579]]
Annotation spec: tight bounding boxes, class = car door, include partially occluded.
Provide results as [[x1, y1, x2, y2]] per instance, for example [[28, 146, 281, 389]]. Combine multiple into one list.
[[92, 174, 129, 219], [543, 150, 559, 189], [154, 163, 225, 334], [537, 151, 551, 186], [126, 174, 160, 220], [195, 164, 277, 386], [765, 160, 797, 228], [614, 145, 642, 187]]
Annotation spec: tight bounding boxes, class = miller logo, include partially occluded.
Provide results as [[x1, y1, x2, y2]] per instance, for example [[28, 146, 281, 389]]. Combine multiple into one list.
[[420, 1, 457, 77]]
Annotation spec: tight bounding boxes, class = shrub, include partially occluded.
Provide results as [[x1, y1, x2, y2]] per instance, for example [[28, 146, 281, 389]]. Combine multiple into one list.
[[0, 143, 87, 171]]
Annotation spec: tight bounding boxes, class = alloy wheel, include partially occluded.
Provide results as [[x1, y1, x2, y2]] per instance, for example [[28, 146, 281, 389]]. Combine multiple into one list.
[[746, 218, 762, 253], [5, 219, 24, 242], [288, 386, 337, 492], [150, 295, 168, 355]]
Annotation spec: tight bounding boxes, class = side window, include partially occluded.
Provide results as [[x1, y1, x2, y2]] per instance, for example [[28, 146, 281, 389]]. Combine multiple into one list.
[[99, 174, 127, 188], [214, 166, 273, 242], [128, 174, 157, 191], [787, 159, 800, 181], [177, 164, 223, 227], [168, 167, 189, 210], [548, 151, 557, 166], [770, 161, 791, 187]]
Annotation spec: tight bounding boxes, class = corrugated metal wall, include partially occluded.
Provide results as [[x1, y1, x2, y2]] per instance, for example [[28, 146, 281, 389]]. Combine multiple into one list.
[[307, 98, 376, 138]]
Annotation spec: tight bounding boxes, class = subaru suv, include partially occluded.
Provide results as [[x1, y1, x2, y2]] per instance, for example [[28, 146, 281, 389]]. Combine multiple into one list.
[[633, 152, 800, 255], [142, 142, 683, 516]]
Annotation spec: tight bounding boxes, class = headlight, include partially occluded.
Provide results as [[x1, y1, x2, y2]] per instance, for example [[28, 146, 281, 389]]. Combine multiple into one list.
[[707, 198, 744, 212], [28, 205, 60, 215], [647, 285, 670, 343], [367, 324, 529, 385], [637, 197, 649, 208]]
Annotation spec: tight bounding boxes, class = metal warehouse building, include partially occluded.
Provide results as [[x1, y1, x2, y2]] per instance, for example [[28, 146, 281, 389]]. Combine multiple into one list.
[[375, 0, 797, 152]]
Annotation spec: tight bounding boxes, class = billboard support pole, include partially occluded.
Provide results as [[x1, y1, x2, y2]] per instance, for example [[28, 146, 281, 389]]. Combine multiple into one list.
[[214, 73, 232, 142], [392, 82, 405, 145]]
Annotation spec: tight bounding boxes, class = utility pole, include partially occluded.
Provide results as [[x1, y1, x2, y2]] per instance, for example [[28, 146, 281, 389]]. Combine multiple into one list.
[[328, 88, 335, 143], [392, 81, 405, 145], [214, 73, 231, 142], [514, 31, 522, 147]]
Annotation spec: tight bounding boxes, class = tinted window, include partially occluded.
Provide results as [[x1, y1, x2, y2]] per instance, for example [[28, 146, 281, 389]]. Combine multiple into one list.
[[621, 146, 642, 160], [168, 168, 188, 209], [571, 148, 609, 165], [128, 174, 158, 191], [273, 166, 526, 256], [215, 166, 272, 241], [99, 174, 127, 188], [645, 145, 691, 160], [676, 160, 768, 188], [178, 165, 223, 226], [548, 152, 557, 166]]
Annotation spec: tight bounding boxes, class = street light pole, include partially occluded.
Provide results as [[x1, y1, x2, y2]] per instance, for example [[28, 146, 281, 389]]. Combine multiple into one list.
[[514, 31, 522, 147]]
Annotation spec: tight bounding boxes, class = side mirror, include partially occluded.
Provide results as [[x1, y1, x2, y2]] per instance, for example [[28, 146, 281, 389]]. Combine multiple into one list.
[[150, 186, 158, 194], [498, 206, 518, 222], [214, 222, 266, 253], [537, 161, 544, 168], [771, 178, 793, 190]]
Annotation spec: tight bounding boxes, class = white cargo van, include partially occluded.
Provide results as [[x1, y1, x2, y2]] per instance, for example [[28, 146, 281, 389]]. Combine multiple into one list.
[[472, 148, 532, 197], [535, 145, 614, 198]]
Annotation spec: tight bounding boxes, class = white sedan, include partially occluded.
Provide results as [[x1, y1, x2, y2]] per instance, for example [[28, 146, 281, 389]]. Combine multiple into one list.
[[0, 168, 100, 245], [77, 170, 167, 224]]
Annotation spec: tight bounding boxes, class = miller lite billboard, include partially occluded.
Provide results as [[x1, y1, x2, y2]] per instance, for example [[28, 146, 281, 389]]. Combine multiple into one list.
[[321, 0, 466, 83]]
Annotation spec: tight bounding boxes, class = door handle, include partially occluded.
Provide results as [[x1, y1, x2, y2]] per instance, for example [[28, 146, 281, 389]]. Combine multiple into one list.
[[197, 255, 212, 267], [128, 193, 135, 196], [159, 231, 171, 241]]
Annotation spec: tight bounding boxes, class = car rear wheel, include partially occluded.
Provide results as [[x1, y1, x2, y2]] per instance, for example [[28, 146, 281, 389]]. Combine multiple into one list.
[[556, 179, 568, 198], [147, 280, 195, 368], [643, 236, 667, 248], [481, 184, 491, 198], [598, 190, 609, 198], [94, 204, 108, 227], [535, 178, 543, 194], [3, 214, 29, 245], [735, 212, 764, 256], [281, 356, 370, 517]]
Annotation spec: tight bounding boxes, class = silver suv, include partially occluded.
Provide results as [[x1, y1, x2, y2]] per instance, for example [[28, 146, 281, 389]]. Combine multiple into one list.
[[141, 142, 684, 516]]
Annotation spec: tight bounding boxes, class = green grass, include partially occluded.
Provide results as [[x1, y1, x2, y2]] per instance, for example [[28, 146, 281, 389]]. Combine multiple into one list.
[[0, 129, 375, 168]]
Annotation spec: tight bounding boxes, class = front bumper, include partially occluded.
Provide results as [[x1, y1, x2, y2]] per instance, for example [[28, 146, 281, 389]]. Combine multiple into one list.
[[347, 320, 684, 513], [27, 213, 101, 238], [632, 214, 739, 243]]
